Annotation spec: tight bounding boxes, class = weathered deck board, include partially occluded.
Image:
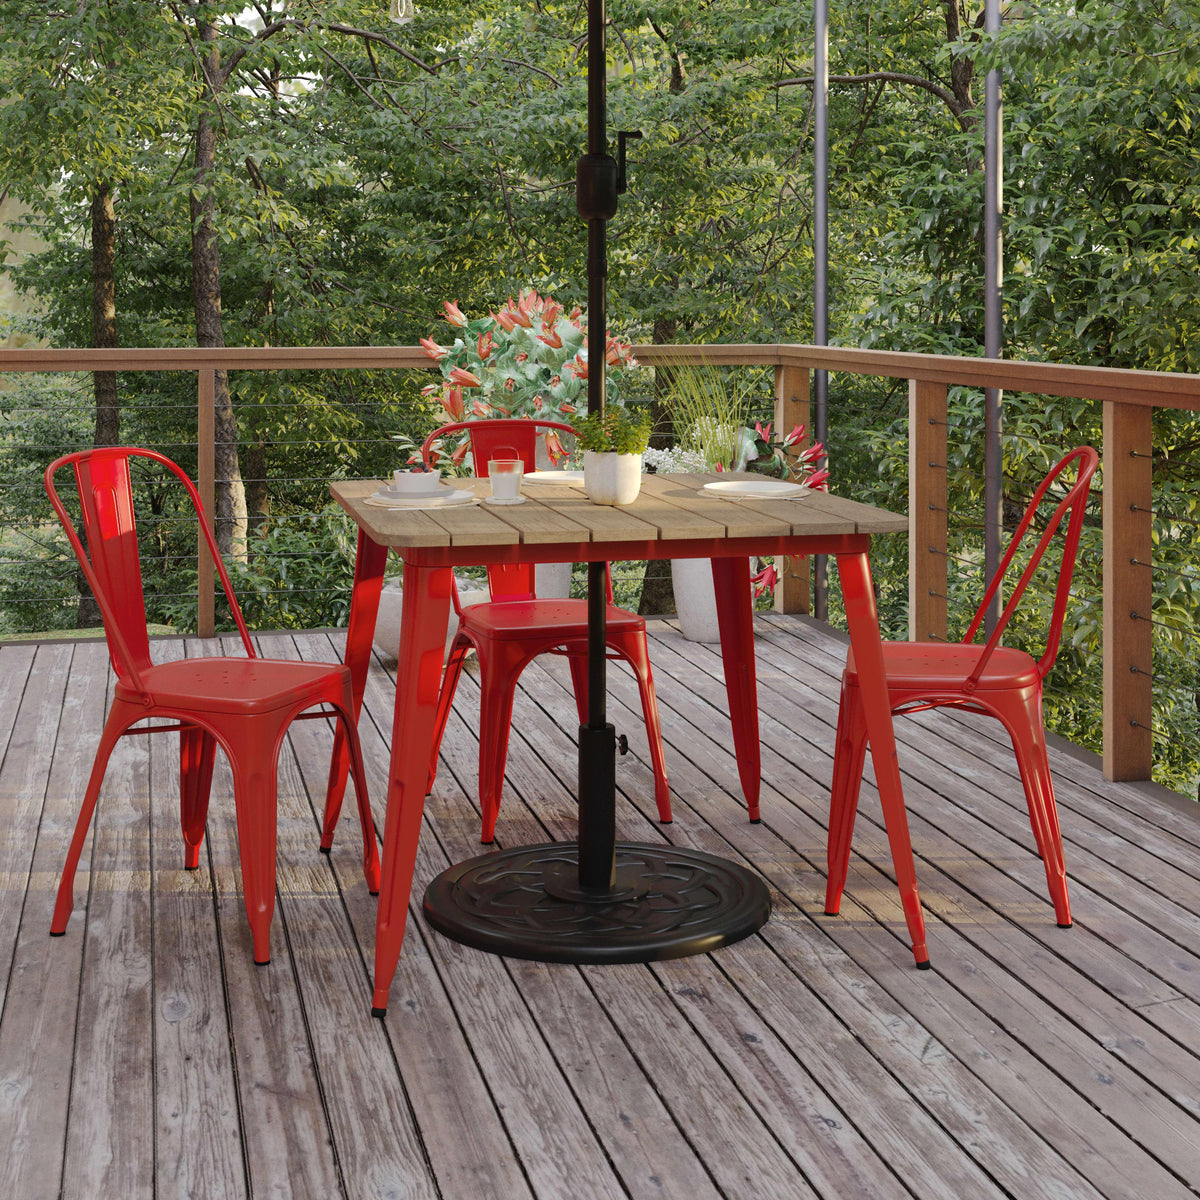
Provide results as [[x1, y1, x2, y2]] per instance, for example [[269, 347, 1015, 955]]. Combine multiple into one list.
[[2, 614, 1199, 1200], [146, 642, 246, 1200], [0, 643, 102, 1200], [528, 645, 1159, 1200]]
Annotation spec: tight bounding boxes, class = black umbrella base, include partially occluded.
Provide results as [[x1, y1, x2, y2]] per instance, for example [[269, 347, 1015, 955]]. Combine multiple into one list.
[[422, 841, 771, 963]]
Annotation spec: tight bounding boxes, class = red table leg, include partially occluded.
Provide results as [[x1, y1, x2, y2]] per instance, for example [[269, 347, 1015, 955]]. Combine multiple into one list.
[[711, 555, 761, 822], [372, 561, 454, 1015], [322, 531, 388, 848], [835, 549, 930, 968]]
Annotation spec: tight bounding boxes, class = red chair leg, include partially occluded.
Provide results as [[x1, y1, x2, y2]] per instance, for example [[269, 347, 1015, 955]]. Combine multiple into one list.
[[837, 549, 929, 967], [992, 689, 1072, 927], [825, 676, 869, 915], [336, 704, 381, 894], [567, 650, 590, 725], [425, 635, 470, 796], [610, 631, 672, 823], [476, 641, 528, 844], [229, 731, 281, 965], [180, 725, 217, 869], [324, 531, 388, 833], [51, 708, 131, 935]]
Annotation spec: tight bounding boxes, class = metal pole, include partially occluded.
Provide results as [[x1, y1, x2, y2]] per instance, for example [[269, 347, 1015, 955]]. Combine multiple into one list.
[[575, 0, 619, 890], [983, 0, 1004, 633], [813, 0, 829, 620]]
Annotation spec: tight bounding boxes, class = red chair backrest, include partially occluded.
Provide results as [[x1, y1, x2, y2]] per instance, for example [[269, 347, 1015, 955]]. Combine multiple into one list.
[[421, 419, 575, 478], [421, 419, 583, 602], [45, 447, 256, 694], [960, 446, 1099, 689]]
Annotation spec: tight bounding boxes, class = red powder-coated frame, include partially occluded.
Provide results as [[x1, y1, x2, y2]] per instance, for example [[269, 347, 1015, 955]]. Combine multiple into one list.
[[826, 447, 1099, 929], [413, 419, 670, 840]]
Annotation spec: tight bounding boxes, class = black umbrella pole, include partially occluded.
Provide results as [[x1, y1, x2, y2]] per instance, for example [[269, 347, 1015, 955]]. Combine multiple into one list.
[[577, 217, 616, 890], [578, 558, 616, 890], [575, 0, 619, 892]]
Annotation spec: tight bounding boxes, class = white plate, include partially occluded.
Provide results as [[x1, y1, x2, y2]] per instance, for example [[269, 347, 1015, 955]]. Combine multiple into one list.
[[482, 495, 527, 506], [701, 479, 811, 500], [365, 487, 478, 510], [522, 470, 585, 487]]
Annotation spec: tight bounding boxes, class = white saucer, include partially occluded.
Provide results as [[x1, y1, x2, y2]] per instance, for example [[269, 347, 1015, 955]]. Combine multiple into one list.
[[483, 495, 527, 506], [522, 470, 585, 487], [365, 486, 477, 510], [701, 479, 811, 500]]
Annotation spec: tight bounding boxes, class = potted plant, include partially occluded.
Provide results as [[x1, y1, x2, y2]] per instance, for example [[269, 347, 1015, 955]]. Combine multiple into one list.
[[571, 406, 654, 505]]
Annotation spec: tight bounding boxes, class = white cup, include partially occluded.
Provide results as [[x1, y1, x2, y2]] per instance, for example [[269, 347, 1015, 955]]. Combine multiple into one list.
[[488, 459, 523, 501], [391, 469, 441, 496]]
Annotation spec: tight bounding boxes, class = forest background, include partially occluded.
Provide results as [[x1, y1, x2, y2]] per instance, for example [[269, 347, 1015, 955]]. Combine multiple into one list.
[[2, 0, 1199, 792]]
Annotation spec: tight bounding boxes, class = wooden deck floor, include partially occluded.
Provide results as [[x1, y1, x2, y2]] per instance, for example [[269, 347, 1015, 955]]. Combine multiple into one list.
[[1, 615, 1199, 1200]]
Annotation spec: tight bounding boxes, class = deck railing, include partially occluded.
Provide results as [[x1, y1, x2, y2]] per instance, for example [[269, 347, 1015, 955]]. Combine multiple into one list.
[[3, 341, 1199, 784]]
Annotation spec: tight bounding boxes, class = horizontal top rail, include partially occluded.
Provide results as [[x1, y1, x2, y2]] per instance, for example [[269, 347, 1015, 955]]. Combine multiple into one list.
[[2, 342, 1198, 410], [0, 345, 435, 372], [774, 345, 1200, 408]]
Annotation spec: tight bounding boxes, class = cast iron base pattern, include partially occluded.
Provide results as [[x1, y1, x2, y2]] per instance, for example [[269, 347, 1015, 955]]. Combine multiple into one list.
[[423, 841, 771, 963]]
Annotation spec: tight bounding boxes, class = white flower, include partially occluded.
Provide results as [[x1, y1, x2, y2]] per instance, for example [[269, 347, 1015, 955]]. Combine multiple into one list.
[[642, 445, 711, 473]]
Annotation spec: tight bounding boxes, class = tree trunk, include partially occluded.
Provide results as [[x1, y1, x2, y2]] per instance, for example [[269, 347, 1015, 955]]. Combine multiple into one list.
[[77, 180, 120, 628], [190, 21, 246, 559], [91, 181, 118, 447], [245, 441, 269, 537]]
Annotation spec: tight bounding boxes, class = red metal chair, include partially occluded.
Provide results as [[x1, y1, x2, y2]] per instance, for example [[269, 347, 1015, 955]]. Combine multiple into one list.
[[825, 445, 1099, 929], [44, 447, 380, 964], [420, 419, 671, 842]]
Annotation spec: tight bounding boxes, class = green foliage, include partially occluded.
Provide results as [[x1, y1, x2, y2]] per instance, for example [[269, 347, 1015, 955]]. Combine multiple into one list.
[[4, 0, 1200, 791], [417, 290, 644, 472], [154, 508, 360, 634], [570, 407, 654, 455], [661, 363, 755, 470]]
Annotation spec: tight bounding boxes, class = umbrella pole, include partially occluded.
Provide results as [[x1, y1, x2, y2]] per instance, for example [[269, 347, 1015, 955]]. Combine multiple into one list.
[[575, 0, 620, 891]]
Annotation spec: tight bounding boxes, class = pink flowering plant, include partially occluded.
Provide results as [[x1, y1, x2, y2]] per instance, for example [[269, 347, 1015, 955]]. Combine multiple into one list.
[[744, 420, 830, 489], [419, 290, 640, 469], [745, 421, 829, 600]]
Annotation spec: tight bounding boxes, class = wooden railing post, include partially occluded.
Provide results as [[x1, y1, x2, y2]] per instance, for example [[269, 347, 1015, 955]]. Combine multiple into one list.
[[1102, 401, 1153, 780], [774, 364, 811, 614], [908, 379, 948, 642], [197, 369, 216, 638]]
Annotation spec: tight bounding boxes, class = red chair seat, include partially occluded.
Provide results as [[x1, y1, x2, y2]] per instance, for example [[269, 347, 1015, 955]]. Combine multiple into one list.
[[845, 642, 1041, 692], [122, 658, 356, 715], [457, 598, 647, 641]]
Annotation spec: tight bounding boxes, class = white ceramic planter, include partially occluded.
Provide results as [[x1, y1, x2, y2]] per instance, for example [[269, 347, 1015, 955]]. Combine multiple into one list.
[[372, 576, 489, 661], [583, 451, 642, 505], [535, 561, 573, 598], [670, 558, 759, 644], [671, 557, 721, 643]]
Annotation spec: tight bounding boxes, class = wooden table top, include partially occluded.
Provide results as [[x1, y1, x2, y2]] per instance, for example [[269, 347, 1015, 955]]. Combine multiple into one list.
[[331, 472, 907, 551]]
